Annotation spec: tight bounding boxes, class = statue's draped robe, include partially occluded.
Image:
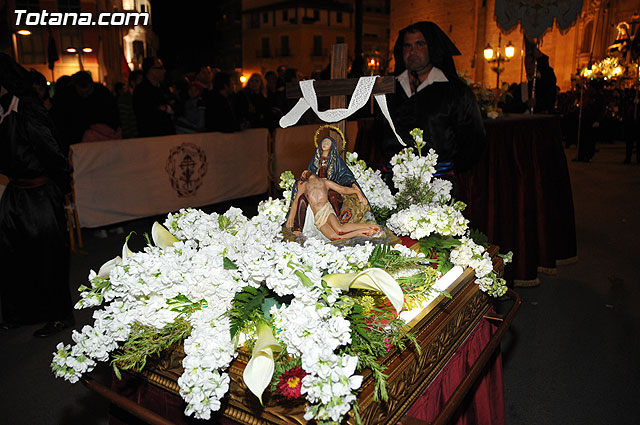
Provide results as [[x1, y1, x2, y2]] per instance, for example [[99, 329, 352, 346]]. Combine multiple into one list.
[[287, 138, 365, 232]]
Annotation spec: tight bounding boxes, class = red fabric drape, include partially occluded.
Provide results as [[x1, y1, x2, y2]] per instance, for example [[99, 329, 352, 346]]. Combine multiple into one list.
[[456, 114, 577, 284], [355, 114, 577, 284], [109, 315, 505, 425], [406, 313, 505, 425]]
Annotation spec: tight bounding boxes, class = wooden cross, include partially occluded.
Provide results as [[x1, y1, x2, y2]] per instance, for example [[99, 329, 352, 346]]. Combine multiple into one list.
[[285, 43, 395, 154]]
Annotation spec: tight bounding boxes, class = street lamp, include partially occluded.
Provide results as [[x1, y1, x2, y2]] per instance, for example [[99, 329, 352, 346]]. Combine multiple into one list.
[[66, 46, 92, 71], [483, 33, 515, 89]]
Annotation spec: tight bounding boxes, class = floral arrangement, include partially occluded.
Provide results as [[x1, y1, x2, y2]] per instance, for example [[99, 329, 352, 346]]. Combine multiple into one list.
[[460, 71, 502, 119], [51, 128, 510, 424], [580, 57, 625, 81]]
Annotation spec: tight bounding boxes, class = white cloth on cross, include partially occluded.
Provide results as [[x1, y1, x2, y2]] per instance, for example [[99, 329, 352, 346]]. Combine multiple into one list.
[[279, 76, 406, 146]]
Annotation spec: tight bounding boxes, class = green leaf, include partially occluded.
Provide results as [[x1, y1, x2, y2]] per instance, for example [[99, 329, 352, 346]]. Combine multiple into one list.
[[113, 364, 122, 380], [223, 257, 238, 270], [437, 254, 454, 274], [228, 286, 270, 339], [261, 297, 279, 320], [218, 214, 231, 230], [469, 228, 489, 248], [419, 234, 461, 254]]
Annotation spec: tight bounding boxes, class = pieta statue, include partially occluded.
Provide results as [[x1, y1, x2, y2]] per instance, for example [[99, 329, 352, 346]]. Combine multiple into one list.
[[283, 125, 388, 243]]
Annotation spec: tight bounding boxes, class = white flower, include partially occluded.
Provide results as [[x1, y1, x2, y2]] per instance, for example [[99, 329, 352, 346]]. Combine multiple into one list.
[[346, 154, 396, 210]]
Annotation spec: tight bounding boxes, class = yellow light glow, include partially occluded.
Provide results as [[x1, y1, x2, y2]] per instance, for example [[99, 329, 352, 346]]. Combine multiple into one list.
[[17, 30, 32, 36], [613, 67, 622, 76], [82, 47, 93, 53], [505, 42, 515, 58], [66, 47, 77, 53], [240, 75, 247, 84], [369, 59, 375, 66], [483, 46, 494, 60]]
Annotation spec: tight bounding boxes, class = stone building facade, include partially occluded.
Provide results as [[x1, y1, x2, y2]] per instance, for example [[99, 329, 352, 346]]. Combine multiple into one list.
[[9, 0, 157, 87], [390, 0, 640, 91]]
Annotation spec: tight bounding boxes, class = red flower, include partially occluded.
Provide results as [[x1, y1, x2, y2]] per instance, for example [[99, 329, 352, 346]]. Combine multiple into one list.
[[276, 366, 307, 399], [430, 251, 440, 270]]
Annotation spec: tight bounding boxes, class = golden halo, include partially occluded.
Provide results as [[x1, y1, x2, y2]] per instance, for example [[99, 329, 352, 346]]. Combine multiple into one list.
[[314, 124, 346, 151]]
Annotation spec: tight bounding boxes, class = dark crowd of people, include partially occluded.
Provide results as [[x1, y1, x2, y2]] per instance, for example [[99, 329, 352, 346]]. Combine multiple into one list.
[[30, 58, 334, 156], [497, 62, 639, 165], [553, 83, 640, 164]]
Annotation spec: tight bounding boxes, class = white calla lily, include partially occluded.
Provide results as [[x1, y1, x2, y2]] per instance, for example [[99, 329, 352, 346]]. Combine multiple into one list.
[[323, 268, 405, 313], [97, 256, 122, 278], [151, 221, 179, 248], [122, 240, 133, 260], [243, 322, 282, 404]]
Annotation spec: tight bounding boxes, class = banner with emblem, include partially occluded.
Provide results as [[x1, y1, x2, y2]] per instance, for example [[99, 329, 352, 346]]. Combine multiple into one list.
[[71, 129, 269, 228]]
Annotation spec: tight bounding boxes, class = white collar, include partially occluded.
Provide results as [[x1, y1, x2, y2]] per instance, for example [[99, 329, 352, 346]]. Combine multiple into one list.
[[397, 67, 448, 97]]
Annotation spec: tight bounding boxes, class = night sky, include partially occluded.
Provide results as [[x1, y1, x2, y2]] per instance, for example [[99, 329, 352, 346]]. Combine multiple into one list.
[[150, 1, 234, 76]]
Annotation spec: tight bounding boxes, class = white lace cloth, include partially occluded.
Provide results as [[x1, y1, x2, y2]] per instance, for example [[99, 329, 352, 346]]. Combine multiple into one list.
[[0, 93, 19, 126], [279, 76, 405, 147]]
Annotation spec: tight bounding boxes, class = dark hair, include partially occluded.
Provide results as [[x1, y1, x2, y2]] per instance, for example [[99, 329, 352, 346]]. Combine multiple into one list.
[[213, 72, 231, 92], [284, 68, 298, 83], [71, 70, 93, 87], [142, 57, 157, 75], [0, 52, 32, 97], [129, 69, 143, 85], [29, 69, 47, 88]]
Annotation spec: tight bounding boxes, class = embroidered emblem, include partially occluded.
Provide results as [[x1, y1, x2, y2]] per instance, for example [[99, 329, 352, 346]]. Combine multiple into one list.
[[165, 143, 208, 197]]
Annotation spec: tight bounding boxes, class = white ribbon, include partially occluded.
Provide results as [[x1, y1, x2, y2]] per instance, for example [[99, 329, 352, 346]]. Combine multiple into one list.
[[279, 76, 406, 147], [0, 95, 19, 126]]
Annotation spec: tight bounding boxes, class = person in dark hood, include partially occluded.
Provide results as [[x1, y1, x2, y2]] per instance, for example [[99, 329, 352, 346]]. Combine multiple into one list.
[[375, 21, 486, 183], [0, 53, 75, 336]]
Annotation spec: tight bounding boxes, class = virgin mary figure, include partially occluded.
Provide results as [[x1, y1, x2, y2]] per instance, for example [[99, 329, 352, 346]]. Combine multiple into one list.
[[287, 136, 370, 234]]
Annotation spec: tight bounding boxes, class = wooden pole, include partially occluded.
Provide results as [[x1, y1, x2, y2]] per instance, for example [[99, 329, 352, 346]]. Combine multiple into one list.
[[330, 43, 348, 155]]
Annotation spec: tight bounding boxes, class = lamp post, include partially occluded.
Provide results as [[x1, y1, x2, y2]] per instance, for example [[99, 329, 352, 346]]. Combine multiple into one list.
[[66, 46, 92, 71], [483, 33, 515, 89]]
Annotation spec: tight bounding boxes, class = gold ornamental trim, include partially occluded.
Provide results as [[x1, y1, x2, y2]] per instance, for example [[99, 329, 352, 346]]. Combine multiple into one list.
[[313, 124, 346, 150], [131, 247, 505, 425]]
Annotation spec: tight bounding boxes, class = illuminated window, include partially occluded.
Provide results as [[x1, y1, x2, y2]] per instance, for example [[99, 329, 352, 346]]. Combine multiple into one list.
[[133, 40, 145, 63]]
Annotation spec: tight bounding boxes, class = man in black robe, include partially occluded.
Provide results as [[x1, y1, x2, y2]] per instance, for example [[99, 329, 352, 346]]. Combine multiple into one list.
[[0, 53, 75, 336], [133, 57, 176, 137], [376, 21, 486, 180]]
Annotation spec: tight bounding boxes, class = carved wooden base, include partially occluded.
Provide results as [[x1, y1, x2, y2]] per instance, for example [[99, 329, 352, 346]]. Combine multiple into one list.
[[135, 248, 504, 425]]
